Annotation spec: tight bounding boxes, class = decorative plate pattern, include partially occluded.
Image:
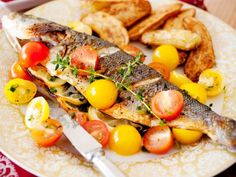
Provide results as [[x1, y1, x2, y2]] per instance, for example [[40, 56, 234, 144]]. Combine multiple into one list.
[[0, 0, 235, 177]]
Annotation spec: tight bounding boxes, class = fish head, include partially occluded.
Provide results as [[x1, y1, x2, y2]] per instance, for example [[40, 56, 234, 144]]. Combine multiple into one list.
[[1, 13, 71, 51], [2, 13, 47, 40]]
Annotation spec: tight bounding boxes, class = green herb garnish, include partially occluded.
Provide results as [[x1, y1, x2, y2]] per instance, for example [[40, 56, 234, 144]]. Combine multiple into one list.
[[49, 87, 57, 93], [72, 66, 78, 77], [52, 54, 70, 71], [117, 53, 143, 89], [49, 76, 56, 81], [70, 112, 75, 119], [50, 52, 165, 126], [10, 84, 19, 92], [88, 68, 96, 83]]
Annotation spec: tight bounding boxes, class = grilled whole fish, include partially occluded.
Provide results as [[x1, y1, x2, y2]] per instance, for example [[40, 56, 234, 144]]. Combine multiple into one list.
[[2, 13, 236, 152]]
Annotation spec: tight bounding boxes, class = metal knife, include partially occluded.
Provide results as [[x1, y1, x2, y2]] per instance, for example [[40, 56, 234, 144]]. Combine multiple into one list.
[[3, 27, 127, 177], [54, 108, 127, 177]]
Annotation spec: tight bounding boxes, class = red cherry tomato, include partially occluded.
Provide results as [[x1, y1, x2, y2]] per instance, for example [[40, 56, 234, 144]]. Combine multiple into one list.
[[143, 126, 174, 154], [151, 90, 184, 121], [19, 41, 49, 68], [148, 62, 170, 80], [83, 120, 110, 147], [71, 46, 99, 75], [31, 119, 63, 147], [121, 44, 145, 62], [9, 61, 32, 80], [74, 112, 88, 126]]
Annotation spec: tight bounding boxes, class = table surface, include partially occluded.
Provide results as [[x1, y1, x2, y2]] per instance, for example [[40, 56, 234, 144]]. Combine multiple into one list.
[[205, 0, 236, 29]]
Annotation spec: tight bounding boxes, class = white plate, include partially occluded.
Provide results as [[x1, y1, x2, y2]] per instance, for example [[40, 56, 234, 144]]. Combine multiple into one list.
[[0, 0, 236, 177]]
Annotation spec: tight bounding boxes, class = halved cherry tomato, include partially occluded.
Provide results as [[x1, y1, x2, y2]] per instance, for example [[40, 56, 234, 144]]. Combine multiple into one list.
[[180, 83, 207, 104], [31, 118, 63, 147], [71, 46, 99, 75], [19, 41, 49, 68], [169, 71, 192, 88], [148, 62, 170, 80], [172, 128, 203, 145], [143, 126, 174, 154], [73, 112, 88, 126], [9, 61, 32, 80], [151, 90, 184, 121], [83, 120, 110, 147], [4, 78, 37, 104], [198, 69, 224, 97], [25, 97, 50, 129], [121, 44, 145, 62]]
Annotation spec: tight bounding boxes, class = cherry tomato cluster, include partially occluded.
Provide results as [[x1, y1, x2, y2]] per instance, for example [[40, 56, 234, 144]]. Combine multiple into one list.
[[10, 41, 49, 80]]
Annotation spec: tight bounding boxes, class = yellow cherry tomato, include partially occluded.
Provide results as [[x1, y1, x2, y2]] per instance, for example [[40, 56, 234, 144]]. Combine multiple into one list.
[[85, 79, 118, 109], [68, 21, 92, 35], [198, 69, 224, 97], [152, 45, 179, 71], [180, 83, 207, 104], [172, 128, 203, 145], [109, 125, 142, 155], [4, 78, 37, 104], [169, 71, 192, 87], [25, 97, 50, 129]]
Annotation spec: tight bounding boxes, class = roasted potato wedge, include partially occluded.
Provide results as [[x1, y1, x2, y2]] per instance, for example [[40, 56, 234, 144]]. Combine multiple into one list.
[[178, 51, 189, 65], [183, 17, 215, 81], [141, 29, 202, 51], [164, 8, 196, 30], [128, 3, 183, 40], [101, 0, 151, 27], [81, 11, 129, 46]]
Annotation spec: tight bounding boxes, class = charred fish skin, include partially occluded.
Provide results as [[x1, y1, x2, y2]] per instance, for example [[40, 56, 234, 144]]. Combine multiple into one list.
[[2, 13, 236, 152]]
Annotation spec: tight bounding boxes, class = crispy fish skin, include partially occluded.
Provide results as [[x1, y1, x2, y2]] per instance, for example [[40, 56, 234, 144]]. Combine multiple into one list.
[[164, 8, 196, 30], [2, 13, 236, 151], [141, 29, 202, 51], [183, 17, 215, 81], [81, 11, 129, 46], [101, 0, 151, 27], [128, 3, 183, 40]]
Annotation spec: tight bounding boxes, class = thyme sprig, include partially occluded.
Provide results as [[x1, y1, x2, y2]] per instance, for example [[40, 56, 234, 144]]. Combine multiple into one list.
[[74, 68, 164, 125], [51, 53, 165, 125], [117, 53, 143, 88], [88, 68, 96, 83], [52, 54, 70, 71]]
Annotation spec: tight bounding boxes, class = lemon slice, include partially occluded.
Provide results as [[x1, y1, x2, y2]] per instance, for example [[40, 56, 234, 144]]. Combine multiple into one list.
[[25, 97, 50, 129]]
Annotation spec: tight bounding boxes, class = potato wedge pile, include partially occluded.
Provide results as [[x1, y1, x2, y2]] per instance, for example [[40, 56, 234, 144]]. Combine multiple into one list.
[[80, 0, 215, 81]]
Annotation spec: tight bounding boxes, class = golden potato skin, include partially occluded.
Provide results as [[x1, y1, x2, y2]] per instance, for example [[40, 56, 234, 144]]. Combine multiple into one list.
[[183, 17, 215, 82], [101, 0, 152, 27], [141, 29, 202, 51], [128, 3, 183, 40], [164, 8, 196, 30], [82, 11, 129, 47]]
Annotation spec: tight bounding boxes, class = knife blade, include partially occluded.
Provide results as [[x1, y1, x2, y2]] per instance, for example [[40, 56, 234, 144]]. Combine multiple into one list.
[[53, 108, 127, 177], [3, 27, 126, 177]]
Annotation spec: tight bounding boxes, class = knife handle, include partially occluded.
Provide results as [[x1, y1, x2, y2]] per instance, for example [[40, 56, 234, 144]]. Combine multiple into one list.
[[92, 152, 127, 177]]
